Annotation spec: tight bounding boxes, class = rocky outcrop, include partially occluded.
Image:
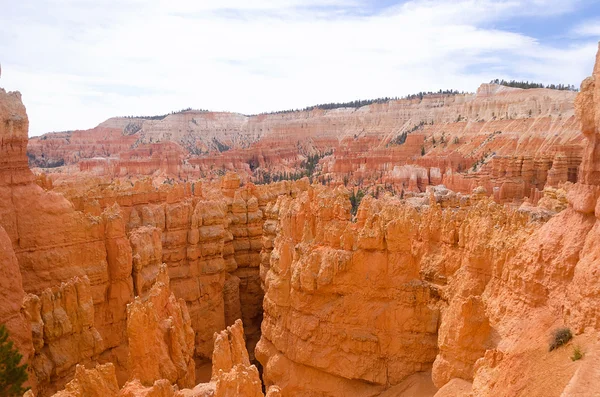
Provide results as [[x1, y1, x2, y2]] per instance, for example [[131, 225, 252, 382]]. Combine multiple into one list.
[[0, 224, 34, 388], [463, 41, 600, 397], [211, 319, 263, 397], [254, 42, 600, 397], [0, 88, 137, 392], [50, 364, 119, 397], [126, 264, 195, 389], [47, 317, 261, 397], [256, 184, 543, 395], [221, 173, 265, 360], [40, 173, 308, 367], [23, 276, 104, 395]]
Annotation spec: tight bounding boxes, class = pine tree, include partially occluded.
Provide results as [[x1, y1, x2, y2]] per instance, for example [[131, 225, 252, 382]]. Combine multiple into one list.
[[0, 325, 30, 396]]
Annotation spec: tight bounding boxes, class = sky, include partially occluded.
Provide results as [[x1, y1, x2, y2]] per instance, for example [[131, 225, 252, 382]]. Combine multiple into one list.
[[1, 0, 599, 136]]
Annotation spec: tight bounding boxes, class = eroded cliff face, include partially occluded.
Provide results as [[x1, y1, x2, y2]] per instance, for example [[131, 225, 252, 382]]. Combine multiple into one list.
[[0, 87, 299, 395], [0, 88, 132, 395], [0, 224, 34, 386], [29, 82, 583, 204], [40, 173, 308, 365], [255, 184, 544, 396], [126, 265, 195, 389], [464, 41, 600, 397], [46, 272, 262, 397]]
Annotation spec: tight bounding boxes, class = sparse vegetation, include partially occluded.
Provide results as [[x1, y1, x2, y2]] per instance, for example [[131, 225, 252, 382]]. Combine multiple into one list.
[[571, 345, 583, 361], [248, 156, 260, 171], [0, 325, 30, 396], [123, 122, 142, 135], [389, 122, 425, 146], [349, 189, 365, 217], [26, 152, 65, 168], [252, 150, 332, 185], [254, 170, 307, 184], [549, 327, 573, 351], [391, 131, 408, 145], [212, 138, 230, 152], [300, 154, 322, 176]]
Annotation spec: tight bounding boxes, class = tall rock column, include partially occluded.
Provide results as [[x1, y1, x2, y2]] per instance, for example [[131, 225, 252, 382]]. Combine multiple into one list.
[[126, 264, 195, 389]]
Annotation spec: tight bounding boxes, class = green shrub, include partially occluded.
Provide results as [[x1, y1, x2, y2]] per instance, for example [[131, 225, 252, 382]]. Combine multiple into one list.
[[549, 327, 572, 351], [571, 346, 583, 361], [0, 324, 30, 396], [349, 189, 365, 217]]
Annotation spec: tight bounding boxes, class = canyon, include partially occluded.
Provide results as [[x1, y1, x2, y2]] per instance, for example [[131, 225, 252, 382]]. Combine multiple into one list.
[[0, 43, 599, 396]]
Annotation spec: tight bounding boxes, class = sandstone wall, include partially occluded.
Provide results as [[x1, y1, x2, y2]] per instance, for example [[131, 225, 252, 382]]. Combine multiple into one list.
[[0, 224, 34, 388], [464, 42, 600, 397], [0, 88, 135, 394], [22, 276, 104, 395], [255, 184, 543, 395], [46, 293, 262, 397], [1, 88, 284, 394]]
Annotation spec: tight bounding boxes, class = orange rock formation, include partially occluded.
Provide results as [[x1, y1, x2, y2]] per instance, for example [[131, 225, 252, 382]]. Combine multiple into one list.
[[46, 273, 262, 397], [255, 184, 543, 396], [2, 43, 600, 397], [28, 81, 583, 204]]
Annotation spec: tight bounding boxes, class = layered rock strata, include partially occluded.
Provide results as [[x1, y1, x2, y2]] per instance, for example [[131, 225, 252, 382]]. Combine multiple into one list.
[[256, 184, 543, 395], [45, 309, 262, 397], [126, 264, 195, 389], [0, 88, 133, 394], [29, 83, 583, 204]]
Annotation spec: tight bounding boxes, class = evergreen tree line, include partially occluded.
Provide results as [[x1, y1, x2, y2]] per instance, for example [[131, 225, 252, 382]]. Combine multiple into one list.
[[122, 107, 207, 120], [490, 79, 578, 91], [255, 170, 309, 184], [247, 90, 466, 117], [404, 89, 463, 100]]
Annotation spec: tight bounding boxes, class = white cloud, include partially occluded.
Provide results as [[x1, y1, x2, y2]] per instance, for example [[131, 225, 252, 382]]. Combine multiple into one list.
[[0, 0, 597, 136], [572, 18, 600, 37]]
